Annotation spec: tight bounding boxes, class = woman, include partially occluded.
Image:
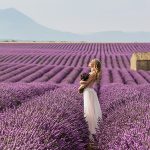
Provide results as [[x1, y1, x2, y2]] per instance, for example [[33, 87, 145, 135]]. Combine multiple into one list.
[[79, 58, 102, 142]]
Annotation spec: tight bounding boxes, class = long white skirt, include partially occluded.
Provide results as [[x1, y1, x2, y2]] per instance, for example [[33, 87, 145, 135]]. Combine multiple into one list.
[[83, 87, 102, 138]]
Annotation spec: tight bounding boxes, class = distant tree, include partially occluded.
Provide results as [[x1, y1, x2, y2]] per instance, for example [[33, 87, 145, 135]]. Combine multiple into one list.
[[4, 40, 9, 42], [11, 40, 16, 42]]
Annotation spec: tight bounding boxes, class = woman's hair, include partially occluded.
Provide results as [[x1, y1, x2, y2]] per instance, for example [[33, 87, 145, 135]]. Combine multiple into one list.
[[92, 59, 102, 82]]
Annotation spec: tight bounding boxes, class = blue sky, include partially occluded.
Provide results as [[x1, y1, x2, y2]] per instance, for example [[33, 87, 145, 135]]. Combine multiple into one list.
[[0, 0, 150, 34]]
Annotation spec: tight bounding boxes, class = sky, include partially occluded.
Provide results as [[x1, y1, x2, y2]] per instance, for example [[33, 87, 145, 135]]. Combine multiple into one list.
[[0, 0, 150, 34]]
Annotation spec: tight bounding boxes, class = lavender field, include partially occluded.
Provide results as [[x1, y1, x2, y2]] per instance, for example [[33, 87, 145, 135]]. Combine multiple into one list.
[[0, 42, 150, 150]]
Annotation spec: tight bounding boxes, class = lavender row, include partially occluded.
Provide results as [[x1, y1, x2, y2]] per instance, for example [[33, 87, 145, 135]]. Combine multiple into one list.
[[0, 82, 59, 111], [0, 53, 132, 69], [0, 43, 150, 55], [0, 84, 89, 150], [96, 83, 150, 149]]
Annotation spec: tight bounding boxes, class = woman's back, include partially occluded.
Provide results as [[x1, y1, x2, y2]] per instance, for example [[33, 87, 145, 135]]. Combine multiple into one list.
[[86, 80, 95, 88], [86, 72, 97, 88]]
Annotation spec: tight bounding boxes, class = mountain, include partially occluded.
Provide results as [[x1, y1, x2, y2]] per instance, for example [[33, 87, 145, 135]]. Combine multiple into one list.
[[0, 8, 79, 41], [82, 31, 150, 42], [0, 8, 150, 42]]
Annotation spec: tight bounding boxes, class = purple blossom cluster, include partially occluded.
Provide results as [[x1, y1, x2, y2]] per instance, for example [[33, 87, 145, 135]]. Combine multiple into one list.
[[0, 84, 89, 150], [0, 82, 59, 111], [96, 83, 150, 149]]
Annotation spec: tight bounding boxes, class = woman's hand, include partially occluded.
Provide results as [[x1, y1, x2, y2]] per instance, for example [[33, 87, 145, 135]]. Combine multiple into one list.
[[78, 85, 85, 94], [80, 80, 87, 84]]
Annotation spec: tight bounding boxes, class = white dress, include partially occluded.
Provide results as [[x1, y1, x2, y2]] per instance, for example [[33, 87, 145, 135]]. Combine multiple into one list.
[[83, 87, 102, 140]]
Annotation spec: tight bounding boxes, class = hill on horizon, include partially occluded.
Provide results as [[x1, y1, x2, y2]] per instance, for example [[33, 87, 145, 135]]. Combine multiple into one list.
[[0, 8, 150, 42]]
